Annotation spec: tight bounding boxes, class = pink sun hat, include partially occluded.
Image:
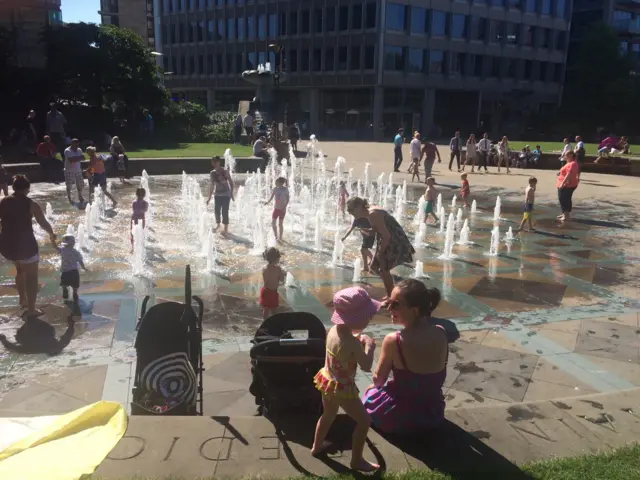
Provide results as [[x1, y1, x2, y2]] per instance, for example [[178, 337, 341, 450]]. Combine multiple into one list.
[[331, 287, 382, 327]]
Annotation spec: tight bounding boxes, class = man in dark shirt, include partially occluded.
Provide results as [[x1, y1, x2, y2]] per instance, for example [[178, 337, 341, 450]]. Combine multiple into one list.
[[449, 129, 462, 172], [421, 140, 441, 182]]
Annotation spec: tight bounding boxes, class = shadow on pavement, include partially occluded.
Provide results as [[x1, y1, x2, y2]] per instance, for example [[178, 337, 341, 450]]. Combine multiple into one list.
[[0, 315, 76, 356], [381, 420, 535, 480]]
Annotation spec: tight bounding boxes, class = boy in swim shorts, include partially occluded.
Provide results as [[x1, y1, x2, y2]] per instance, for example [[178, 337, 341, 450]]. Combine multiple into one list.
[[517, 177, 537, 232], [423, 177, 439, 224]]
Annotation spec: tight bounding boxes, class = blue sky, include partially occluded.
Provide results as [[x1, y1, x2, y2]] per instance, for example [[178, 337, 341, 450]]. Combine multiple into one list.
[[62, 0, 101, 24]]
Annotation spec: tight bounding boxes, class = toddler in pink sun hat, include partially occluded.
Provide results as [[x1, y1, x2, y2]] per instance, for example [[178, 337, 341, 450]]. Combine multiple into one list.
[[311, 286, 380, 473]]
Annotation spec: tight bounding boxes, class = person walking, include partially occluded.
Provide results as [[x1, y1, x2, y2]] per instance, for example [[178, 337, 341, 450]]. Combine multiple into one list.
[[477, 133, 491, 173], [243, 111, 255, 141], [206, 156, 235, 236], [393, 128, 404, 172], [234, 113, 243, 144], [557, 151, 580, 222], [0, 175, 57, 319], [110, 136, 129, 180], [45, 103, 67, 155], [462, 134, 477, 172], [409, 132, 422, 173], [63, 139, 85, 204], [421, 139, 441, 182], [36, 135, 58, 183], [448, 129, 462, 172], [288, 123, 300, 152], [497, 136, 511, 173]]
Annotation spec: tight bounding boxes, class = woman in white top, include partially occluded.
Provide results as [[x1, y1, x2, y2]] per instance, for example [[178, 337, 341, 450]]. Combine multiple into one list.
[[462, 134, 477, 172], [498, 136, 511, 174], [560, 137, 572, 165]]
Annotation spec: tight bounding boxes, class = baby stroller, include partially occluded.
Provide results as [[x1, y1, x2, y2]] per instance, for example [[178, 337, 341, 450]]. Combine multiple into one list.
[[249, 312, 327, 418], [131, 265, 204, 415]]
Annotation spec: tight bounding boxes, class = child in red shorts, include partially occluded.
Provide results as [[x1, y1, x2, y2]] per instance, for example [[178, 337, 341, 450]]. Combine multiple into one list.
[[264, 177, 289, 241], [260, 247, 286, 319]]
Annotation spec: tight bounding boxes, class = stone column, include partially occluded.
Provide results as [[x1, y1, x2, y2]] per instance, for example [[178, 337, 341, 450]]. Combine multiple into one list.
[[206, 89, 215, 112], [421, 89, 435, 138], [309, 88, 320, 136], [373, 86, 384, 141]]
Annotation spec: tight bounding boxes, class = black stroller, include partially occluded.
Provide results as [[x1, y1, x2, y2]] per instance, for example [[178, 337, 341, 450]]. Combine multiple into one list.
[[131, 265, 204, 415], [249, 312, 327, 417]]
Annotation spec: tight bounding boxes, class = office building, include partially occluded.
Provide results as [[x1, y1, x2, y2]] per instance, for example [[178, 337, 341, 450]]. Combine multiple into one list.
[[0, 0, 62, 68], [571, 0, 640, 72], [100, 0, 157, 48], [158, 0, 571, 139]]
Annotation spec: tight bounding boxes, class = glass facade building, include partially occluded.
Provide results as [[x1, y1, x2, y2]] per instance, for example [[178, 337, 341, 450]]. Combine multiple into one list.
[[157, 0, 571, 139]]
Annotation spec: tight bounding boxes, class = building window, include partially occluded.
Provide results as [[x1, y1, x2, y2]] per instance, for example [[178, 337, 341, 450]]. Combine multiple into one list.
[[489, 57, 500, 77], [352, 4, 362, 29], [506, 0, 520, 8], [198, 54, 204, 73], [431, 11, 447, 36], [556, 31, 566, 50], [290, 12, 298, 35], [365, 3, 377, 28], [237, 17, 245, 39], [258, 14, 266, 40], [302, 10, 310, 33], [492, 21, 504, 43], [351, 46, 361, 69], [506, 23, 519, 45], [226, 54, 233, 74], [539, 61, 548, 80], [556, 0, 566, 17], [216, 0, 223, 6], [217, 54, 223, 74], [384, 45, 405, 71], [408, 48, 425, 73], [490, 0, 504, 6], [473, 55, 484, 76], [171, 57, 177, 74], [506, 59, 516, 77], [325, 7, 335, 31], [163, 56, 169, 71], [162, 25, 168, 44], [315, 9, 323, 33], [523, 26, 535, 46], [325, 47, 335, 70], [524, 60, 532, 77], [554, 63, 563, 82], [258, 52, 266, 66], [198, 0, 205, 9], [207, 20, 214, 41], [364, 45, 375, 69], [473, 18, 487, 41], [386, 4, 407, 31], [248, 52, 257, 69], [247, 16, 255, 39], [541, 28, 550, 48], [178, 23, 185, 42], [169, 24, 176, 43], [279, 13, 287, 35], [451, 14, 467, 39], [180, 56, 186, 74], [338, 47, 347, 70], [269, 13, 277, 38], [288, 49, 297, 72], [228, 18, 235, 40], [188, 22, 194, 42], [188, 0, 194, 10], [300, 48, 309, 71], [311, 48, 320, 71], [450, 52, 466, 74], [541, 0, 551, 14], [429, 50, 444, 73], [163, 0, 170, 14], [525, 0, 536, 12], [410, 7, 427, 34], [339, 6, 349, 31], [218, 19, 225, 40]]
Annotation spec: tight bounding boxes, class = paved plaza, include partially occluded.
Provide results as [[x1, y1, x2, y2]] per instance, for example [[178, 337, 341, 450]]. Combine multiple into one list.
[[0, 142, 639, 476]]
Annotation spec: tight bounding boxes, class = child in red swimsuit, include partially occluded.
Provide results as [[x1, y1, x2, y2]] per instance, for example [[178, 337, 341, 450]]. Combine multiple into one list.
[[460, 173, 470, 208], [259, 247, 286, 319]]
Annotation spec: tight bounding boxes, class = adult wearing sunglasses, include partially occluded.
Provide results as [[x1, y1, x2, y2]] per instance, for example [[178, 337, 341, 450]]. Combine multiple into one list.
[[363, 280, 458, 434], [346, 197, 414, 300]]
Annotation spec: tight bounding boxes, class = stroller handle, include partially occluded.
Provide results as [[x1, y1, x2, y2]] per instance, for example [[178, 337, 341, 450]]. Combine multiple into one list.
[[279, 338, 311, 346]]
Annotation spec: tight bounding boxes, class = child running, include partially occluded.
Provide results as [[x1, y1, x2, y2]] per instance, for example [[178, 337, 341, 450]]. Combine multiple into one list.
[[312, 287, 380, 472], [259, 247, 286, 319], [517, 177, 537, 232], [58, 234, 87, 303], [131, 188, 149, 249], [264, 177, 289, 241], [116, 154, 127, 183], [338, 181, 349, 220], [460, 173, 470, 208], [341, 216, 375, 273], [423, 177, 439, 224]]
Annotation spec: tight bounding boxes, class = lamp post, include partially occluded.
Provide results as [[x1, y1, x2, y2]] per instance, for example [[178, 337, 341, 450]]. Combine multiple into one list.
[[269, 43, 282, 139]]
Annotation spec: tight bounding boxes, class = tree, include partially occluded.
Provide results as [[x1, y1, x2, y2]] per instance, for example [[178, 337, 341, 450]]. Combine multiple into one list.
[[44, 23, 167, 116], [562, 22, 638, 131]]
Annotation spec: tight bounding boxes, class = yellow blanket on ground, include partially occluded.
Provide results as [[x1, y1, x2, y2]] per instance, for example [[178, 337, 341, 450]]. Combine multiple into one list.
[[0, 401, 128, 480]]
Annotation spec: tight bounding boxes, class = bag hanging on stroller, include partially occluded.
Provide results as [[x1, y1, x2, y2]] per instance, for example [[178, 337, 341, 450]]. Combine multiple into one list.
[[131, 265, 204, 415], [249, 312, 327, 417]]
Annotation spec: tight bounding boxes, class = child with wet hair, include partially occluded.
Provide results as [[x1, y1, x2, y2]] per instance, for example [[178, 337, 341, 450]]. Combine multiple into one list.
[[259, 247, 286, 319], [264, 177, 289, 241]]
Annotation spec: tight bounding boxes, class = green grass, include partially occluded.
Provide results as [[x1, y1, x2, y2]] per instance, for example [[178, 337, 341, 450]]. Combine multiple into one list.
[[125, 143, 253, 159], [93, 443, 640, 480]]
